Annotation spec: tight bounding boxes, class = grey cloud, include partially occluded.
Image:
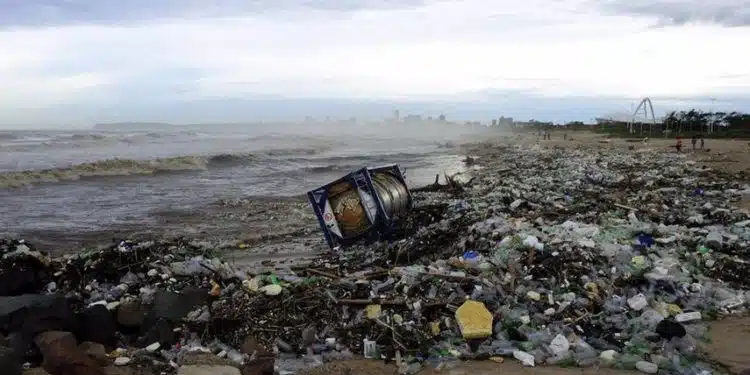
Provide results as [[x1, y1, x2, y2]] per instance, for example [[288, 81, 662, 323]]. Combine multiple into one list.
[[598, 0, 750, 27], [0, 0, 432, 27]]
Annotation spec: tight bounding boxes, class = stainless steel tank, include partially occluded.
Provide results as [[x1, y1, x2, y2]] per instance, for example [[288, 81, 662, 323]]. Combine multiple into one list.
[[329, 171, 410, 239]]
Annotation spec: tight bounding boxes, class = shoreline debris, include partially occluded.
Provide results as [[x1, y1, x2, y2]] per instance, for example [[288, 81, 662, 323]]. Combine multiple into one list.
[[2, 144, 750, 375]]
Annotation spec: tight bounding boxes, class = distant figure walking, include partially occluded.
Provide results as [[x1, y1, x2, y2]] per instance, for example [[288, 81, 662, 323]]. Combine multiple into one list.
[[675, 137, 683, 152], [699, 134, 705, 150], [563, 133, 567, 141], [691, 135, 697, 150]]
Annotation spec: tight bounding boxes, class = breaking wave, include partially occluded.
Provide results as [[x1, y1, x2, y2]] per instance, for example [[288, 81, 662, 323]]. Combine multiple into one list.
[[0, 144, 440, 189], [0, 132, 20, 141], [301, 164, 359, 174], [0, 153, 261, 188]]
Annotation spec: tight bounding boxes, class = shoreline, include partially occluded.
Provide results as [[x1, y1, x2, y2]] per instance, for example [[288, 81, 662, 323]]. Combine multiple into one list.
[[3, 134, 750, 375]]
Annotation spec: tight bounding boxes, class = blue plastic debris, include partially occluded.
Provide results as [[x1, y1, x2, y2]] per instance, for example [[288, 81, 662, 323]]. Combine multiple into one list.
[[463, 251, 479, 260], [637, 234, 655, 248]]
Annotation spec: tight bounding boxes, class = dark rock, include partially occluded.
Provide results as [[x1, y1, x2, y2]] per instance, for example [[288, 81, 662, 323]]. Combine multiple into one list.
[[76, 305, 117, 349], [4, 332, 36, 362], [102, 366, 157, 375], [0, 266, 48, 297], [240, 336, 270, 356], [79, 342, 108, 366], [0, 343, 22, 375], [655, 319, 686, 340], [241, 358, 274, 375], [23, 368, 51, 375], [139, 318, 176, 347], [506, 327, 527, 342], [273, 338, 295, 354], [34, 331, 104, 375], [0, 295, 76, 338], [150, 288, 209, 323], [116, 301, 148, 328], [301, 326, 316, 347]]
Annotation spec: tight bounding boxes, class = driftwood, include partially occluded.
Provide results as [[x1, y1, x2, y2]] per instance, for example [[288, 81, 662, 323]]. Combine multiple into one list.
[[412, 172, 473, 195]]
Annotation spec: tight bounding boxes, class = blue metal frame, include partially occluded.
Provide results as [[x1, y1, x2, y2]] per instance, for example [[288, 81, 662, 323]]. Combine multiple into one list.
[[306, 164, 411, 249]]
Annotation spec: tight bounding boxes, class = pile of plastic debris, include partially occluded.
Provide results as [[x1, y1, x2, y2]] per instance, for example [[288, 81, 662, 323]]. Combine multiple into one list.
[[2, 143, 750, 375]]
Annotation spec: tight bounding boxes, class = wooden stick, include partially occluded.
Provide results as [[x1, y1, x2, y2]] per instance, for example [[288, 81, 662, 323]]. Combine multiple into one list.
[[614, 203, 639, 211], [337, 299, 406, 305], [303, 268, 340, 279]]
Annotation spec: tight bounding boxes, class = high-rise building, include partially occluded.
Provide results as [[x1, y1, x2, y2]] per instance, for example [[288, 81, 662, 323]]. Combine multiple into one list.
[[393, 110, 400, 121], [438, 114, 446, 122], [498, 116, 514, 126], [404, 114, 422, 122]]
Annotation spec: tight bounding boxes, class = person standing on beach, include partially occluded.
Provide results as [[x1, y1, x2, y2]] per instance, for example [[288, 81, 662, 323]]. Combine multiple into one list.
[[700, 134, 705, 150], [675, 137, 683, 152], [691, 135, 697, 150]]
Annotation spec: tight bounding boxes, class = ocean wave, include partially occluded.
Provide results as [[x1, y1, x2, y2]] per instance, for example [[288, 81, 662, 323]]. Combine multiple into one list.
[[300, 164, 359, 174], [69, 133, 107, 141], [286, 151, 437, 165], [206, 153, 256, 166], [264, 146, 332, 157], [0, 132, 20, 141], [0, 156, 215, 188], [0, 146, 439, 189], [0, 146, 335, 188]]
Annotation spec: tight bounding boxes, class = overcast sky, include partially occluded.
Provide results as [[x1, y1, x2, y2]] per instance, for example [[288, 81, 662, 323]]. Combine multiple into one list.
[[1, 0, 748, 128]]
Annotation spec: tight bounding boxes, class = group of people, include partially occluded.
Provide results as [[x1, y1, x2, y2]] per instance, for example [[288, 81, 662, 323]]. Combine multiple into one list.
[[537, 130, 552, 140], [675, 134, 705, 152]]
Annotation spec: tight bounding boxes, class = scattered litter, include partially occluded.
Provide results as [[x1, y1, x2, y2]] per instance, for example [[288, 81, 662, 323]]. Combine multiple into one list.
[[3, 143, 750, 375]]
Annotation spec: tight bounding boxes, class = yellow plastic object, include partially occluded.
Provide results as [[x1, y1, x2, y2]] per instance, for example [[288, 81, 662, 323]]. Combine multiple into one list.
[[632, 255, 646, 267], [667, 304, 683, 316], [366, 304, 382, 319], [455, 300, 493, 339], [430, 321, 441, 336], [209, 280, 221, 296]]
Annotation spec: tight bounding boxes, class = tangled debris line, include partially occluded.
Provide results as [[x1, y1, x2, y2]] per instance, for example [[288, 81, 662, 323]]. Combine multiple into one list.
[[2, 144, 750, 375]]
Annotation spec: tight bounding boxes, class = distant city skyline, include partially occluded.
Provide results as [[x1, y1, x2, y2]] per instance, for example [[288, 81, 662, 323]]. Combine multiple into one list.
[[1, 94, 747, 130]]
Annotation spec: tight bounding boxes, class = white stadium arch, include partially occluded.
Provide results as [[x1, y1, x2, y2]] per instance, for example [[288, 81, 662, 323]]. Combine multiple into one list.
[[628, 97, 657, 135]]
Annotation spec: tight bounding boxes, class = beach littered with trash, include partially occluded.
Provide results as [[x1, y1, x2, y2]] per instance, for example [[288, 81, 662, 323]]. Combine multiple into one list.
[[3, 134, 750, 375]]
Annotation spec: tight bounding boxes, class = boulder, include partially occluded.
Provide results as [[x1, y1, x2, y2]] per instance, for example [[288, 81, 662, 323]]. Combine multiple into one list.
[[76, 306, 117, 349], [0, 266, 48, 297], [0, 295, 75, 337], [240, 359, 274, 375], [116, 301, 148, 328], [149, 288, 209, 324], [0, 343, 22, 375], [34, 331, 104, 375], [79, 342, 108, 366], [139, 318, 176, 347]]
